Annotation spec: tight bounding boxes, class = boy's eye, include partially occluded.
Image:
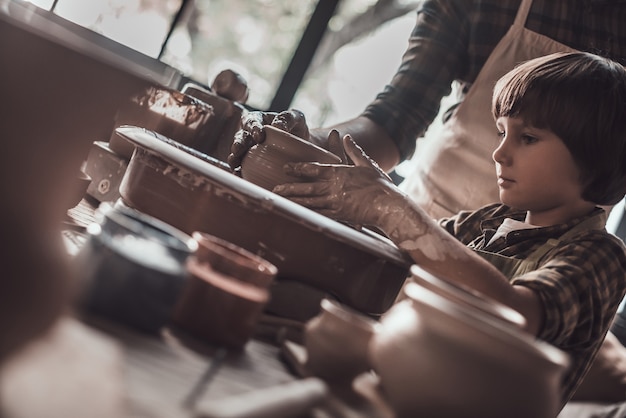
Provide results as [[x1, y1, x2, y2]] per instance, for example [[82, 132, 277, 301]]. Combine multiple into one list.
[[496, 130, 505, 139], [522, 134, 538, 144]]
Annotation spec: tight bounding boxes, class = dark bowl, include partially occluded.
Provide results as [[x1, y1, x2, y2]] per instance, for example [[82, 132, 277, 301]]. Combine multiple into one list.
[[75, 202, 197, 333]]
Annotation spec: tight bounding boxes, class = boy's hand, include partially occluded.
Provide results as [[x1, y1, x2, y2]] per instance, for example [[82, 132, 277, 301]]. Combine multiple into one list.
[[273, 134, 398, 229]]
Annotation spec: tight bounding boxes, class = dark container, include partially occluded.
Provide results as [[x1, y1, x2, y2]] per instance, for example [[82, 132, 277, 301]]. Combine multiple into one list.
[[76, 202, 197, 333]]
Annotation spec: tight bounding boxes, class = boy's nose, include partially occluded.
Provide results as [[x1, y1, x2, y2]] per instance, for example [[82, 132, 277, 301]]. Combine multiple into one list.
[[492, 139, 510, 166]]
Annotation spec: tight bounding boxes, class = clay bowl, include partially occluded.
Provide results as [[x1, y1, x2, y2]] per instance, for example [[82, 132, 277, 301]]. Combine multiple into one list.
[[109, 86, 214, 159], [192, 231, 277, 289], [370, 282, 570, 418], [406, 265, 526, 329], [241, 125, 342, 191], [172, 257, 270, 349], [75, 202, 197, 334]]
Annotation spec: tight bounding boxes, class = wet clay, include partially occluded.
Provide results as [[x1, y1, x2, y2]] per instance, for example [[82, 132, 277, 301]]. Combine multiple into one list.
[[241, 125, 341, 192]]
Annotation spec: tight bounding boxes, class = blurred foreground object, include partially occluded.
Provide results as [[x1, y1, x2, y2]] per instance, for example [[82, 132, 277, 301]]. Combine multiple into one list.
[[0, 317, 126, 418], [0, 0, 180, 362]]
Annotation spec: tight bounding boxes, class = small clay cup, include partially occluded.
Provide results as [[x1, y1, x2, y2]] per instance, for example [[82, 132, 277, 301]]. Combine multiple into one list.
[[241, 125, 342, 191], [191, 231, 277, 289], [304, 298, 378, 383], [172, 257, 270, 349]]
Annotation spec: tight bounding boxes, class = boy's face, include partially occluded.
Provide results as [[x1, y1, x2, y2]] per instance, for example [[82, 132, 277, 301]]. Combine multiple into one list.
[[493, 116, 590, 224]]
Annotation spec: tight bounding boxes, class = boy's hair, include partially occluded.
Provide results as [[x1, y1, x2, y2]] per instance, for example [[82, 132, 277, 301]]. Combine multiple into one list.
[[492, 52, 626, 205]]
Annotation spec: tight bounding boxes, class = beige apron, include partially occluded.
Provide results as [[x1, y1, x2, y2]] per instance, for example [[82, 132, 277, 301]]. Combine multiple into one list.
[[399, 0, 576, 219], [473, 214, 606, 279]]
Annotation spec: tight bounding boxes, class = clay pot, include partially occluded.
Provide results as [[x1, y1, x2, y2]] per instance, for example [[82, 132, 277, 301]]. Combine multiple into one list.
[[180, 82, 245, 162], [75, 202, 197, 334], [241, 125, 342, 191], [369, 282, 570, 418], [172, 257, 270, 349], [191, 231, 277, 289], [304, 298, 378, 383], [405, 265, 526, 329]]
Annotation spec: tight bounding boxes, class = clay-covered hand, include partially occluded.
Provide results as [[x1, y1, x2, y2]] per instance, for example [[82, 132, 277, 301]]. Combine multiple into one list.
[[228, 109, 310, 169], [273, 133, 403, 229]]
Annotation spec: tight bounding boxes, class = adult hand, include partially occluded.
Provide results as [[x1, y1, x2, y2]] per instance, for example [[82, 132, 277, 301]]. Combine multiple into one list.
[[273, 133, 402, 229], [227, 109, 310, 169]]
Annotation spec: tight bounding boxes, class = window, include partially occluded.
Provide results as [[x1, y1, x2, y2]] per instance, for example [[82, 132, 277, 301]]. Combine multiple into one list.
[[23, 0, 418, 126]]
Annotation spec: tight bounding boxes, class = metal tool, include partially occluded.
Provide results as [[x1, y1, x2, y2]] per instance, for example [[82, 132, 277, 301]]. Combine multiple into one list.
[[182, 348, 228, 410]]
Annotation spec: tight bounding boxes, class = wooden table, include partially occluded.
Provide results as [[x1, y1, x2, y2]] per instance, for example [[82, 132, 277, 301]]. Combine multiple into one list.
[[22, 199, 382, 418], [83, 315, 302, 418]]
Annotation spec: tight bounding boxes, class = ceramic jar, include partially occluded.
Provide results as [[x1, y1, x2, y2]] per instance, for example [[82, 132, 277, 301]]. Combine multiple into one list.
[[180, 82, 245, 162], [240, 125, 342, 191], [172, 232, 277, 348], [191, 231, 277, 288], [304, 298, 378, 383], [369, 281, 570, 418], [404, 265, 526, 329], [172, 257, 271, 349], [75, 202, 197, 334]]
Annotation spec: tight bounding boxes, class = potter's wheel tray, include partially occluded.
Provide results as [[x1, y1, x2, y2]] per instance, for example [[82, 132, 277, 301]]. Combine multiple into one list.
[[117, 126, 412, 318]]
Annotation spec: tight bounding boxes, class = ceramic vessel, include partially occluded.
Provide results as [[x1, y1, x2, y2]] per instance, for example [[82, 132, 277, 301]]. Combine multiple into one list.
[[116, 126, 412, 321], [75, 202, 197, 334], [241, 125, 342, 191], [180, 82, 244, 162], [191, 231, 277, 289], [172, 257, 269, 349], [369, 282, 570, 418], [304, 298, 378, 383], [405, 265, 526, 329], [109, 86, 214, 159]]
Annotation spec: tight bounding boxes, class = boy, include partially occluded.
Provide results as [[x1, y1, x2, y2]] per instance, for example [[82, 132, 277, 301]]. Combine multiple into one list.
[[273, 52, 626, 406]]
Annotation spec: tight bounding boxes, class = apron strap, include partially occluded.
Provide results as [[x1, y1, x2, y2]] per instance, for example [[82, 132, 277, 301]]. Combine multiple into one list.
[[514, 0, 533, 28]]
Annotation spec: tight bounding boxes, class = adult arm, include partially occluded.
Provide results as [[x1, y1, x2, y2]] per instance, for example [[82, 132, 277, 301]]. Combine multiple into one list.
[[229, 0, 473, 171]]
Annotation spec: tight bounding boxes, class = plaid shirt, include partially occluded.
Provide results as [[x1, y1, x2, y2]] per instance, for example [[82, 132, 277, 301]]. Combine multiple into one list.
[[363, 0, 626, 161], [439, 203, 626, 405]]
